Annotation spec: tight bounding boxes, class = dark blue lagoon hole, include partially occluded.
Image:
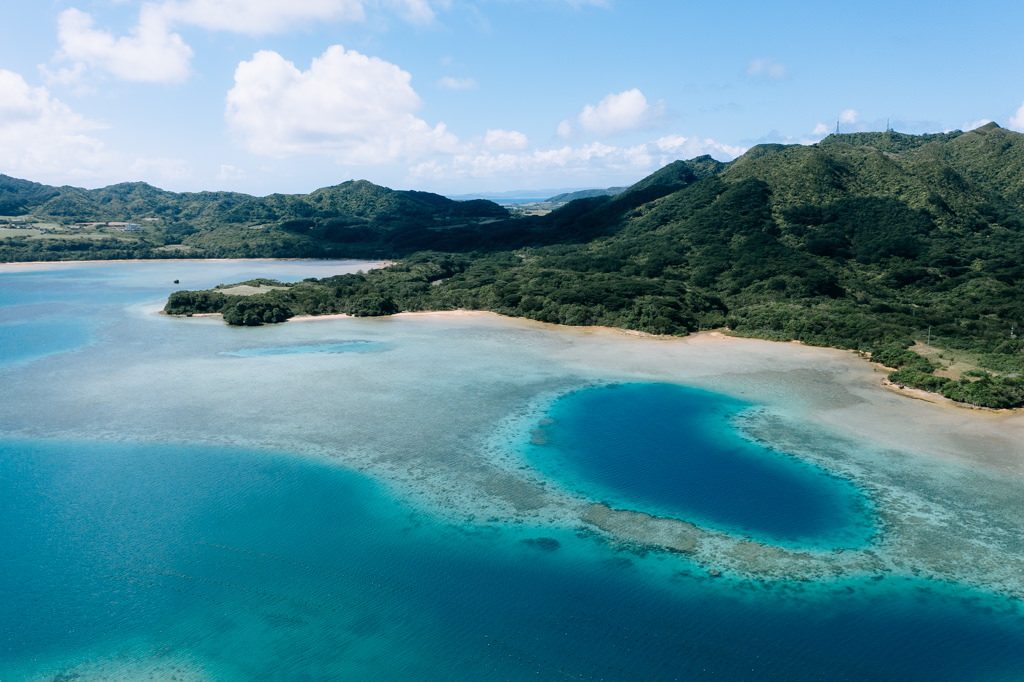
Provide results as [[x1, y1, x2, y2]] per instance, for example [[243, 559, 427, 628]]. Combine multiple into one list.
[[525, 383, 874, 547]]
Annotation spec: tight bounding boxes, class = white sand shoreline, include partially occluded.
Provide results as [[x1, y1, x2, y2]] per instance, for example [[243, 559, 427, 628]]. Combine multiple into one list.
[[180, 304, 1022, 418], [363, 311, 1024, 414]]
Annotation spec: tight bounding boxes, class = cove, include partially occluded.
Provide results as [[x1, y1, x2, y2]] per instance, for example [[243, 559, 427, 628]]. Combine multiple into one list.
[[526, 383, 873, 546]]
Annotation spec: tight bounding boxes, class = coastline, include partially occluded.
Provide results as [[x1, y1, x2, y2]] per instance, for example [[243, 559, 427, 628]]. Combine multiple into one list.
[[880, 377, 969, 408], [13, 263, 1024, 597], [341, 310, 1024, 413], [7, 256, 1024, 679], [368, 310, 1024, 475], [289, 310, 490, 322], [175, 303, 1016, 415]]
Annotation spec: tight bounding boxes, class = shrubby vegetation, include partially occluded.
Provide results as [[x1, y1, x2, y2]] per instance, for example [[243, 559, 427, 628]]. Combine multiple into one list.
[[888, 367, 1024, 409]]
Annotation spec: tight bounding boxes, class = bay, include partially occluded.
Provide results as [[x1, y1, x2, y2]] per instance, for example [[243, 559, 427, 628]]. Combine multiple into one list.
[[2, 260, 1023, 681]]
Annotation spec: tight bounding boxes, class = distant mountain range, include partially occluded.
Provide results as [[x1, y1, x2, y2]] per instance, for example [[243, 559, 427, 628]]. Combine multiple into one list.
[[0, 177, 508, 259], [449, 187, 627, 206]]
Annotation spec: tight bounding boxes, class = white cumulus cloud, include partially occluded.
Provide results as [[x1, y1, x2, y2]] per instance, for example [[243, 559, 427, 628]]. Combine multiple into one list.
[[225, 46, 460, 164], [53, 6, 193, 83], [577, 88, 662, 136], [410, 133, 744, 189], [411, 141, 654, 185], [47, 0, 446, 84], [839, 109, 858, 124], [1009, 103, 1024, 132], [484, 129, 529, 151], [654, 134, 746, 161], [0, 69, 108, 183]]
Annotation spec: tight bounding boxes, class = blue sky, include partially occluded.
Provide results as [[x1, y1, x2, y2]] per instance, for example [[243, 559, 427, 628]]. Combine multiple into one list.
[[2, 1, 1023, 197]]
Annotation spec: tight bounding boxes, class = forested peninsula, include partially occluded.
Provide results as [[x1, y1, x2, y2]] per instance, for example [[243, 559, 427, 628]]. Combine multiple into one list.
[[5, 123, 1024, 408]]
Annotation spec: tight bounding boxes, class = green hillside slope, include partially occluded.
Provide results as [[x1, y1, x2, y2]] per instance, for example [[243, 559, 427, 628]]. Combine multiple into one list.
[[0, 177, 508, 261]]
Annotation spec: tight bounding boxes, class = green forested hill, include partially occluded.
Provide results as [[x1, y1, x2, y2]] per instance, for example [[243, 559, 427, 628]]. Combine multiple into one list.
[[0, 176, 60, 214], [0, 177, 508, 261], [164, 123, 1024, 407]]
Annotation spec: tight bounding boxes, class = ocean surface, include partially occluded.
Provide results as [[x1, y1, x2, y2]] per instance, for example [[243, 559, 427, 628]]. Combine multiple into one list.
[[1, 260, 1023, 681]]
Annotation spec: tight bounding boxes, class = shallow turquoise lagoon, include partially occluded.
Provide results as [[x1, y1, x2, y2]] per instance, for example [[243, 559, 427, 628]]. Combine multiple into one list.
[[0, 315, 97, 368], [221, 340, 386, 357], [2, 260, 1023, 681]]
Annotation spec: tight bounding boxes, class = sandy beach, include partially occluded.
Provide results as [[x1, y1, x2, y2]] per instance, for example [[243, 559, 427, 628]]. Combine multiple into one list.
[[378, 311, 1024, 463], [420, 312, 1024, 476]]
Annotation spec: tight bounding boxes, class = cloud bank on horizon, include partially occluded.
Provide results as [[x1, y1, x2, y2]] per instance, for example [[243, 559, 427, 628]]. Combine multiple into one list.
[[2, 0, 1024, 196]]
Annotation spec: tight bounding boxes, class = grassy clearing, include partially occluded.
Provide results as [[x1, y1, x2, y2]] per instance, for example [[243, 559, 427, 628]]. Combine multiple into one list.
[[0, 227, 41, 237], [910, 342, 982, 379], [28, 232, 127, 241]]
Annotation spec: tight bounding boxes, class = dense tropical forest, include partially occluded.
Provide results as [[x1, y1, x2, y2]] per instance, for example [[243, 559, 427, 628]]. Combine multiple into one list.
[[6, 123, 1024, 407], [0, 177, 509, 261]]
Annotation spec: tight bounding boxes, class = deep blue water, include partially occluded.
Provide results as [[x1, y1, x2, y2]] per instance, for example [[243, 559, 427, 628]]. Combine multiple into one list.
[[2, 438, 1024, 681], [526, 383, 873, 546]]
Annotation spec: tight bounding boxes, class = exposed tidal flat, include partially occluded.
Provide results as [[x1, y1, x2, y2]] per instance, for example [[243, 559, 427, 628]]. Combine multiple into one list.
[[3, 260, 1024, 680]]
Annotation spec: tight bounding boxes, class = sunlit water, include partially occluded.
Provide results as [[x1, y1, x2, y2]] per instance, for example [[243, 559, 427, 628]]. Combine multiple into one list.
[[2, 260, 1023, 681]]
